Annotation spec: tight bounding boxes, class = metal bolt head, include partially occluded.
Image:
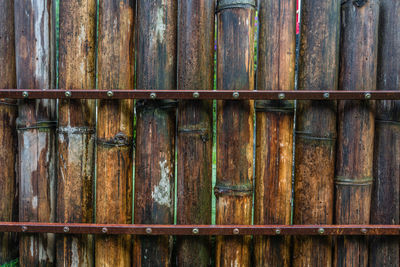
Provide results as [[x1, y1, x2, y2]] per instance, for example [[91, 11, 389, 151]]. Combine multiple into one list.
[[192, 228, 199, 234], [107, 91, 114, 97], [193, 92, 200, 99], [278, 93, 285, 100], [365, 92, 371, 99], [318, 228, 325, 235], [22, 91, 29, 98], [101, 227, 108, 234], [232, 92, 239, 99], [21, 226, 28, 232], [361, 228, 367, 234], [323, 92, 330, 99], [233, 228, 240, 235], [275, 229, 281, 235], [145, 228, 152, 234], [63, 227, 70, 233], [150, 93, 157, 99], [65, 91, 72, 98]]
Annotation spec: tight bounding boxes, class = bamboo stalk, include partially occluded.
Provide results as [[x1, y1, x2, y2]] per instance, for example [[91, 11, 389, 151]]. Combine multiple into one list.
[[0, 0, 18, 263], [215, 1, 255, 266], [14, 0, 56, 265], [292, 0, 340, 266], [134, 1, 177, 266], [334, 1, 379, 266], [370, 0, 400, 266], [57, 0, 96, 266], [176, 0, 214, 266], [254, 0, 296, 266], [95, 1, 135, 266]]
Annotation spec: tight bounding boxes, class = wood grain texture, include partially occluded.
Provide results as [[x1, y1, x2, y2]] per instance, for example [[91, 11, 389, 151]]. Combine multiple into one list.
[[215, 5, 255, 267], [334, 1, 379, 266], [95, 1, 134, 266], [57, 0, 96, 266], [293, 0, 340, 266], [370, 0, 400, 266], [14, 0, 56, 265], [0, 0, 18, 263], [176, 0, 214, 266], [254, 0, 296, 266]]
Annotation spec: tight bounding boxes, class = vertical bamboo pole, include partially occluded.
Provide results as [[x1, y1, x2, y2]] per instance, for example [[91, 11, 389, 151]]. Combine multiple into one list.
[[292, 0, 340, 266], [134, 1, 177, 266], [57, 0, 97, 266], [370, 0, 400, 266], [0, 0, 18, 263], [254, 0, 296, 266], [95, 1, 135, 266], [334, 1, 379, 266], [215, 1, 255, 266], [14, 0, 56, 265], [176, 0, 214, 266]]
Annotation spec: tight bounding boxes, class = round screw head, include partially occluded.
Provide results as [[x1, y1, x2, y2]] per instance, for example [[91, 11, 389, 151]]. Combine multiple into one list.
[[365, 93, 371, 99], [193, 92, 200, 99], [150, 93, 157, 99], [361, 228, 367, 234], [192, 228, 199, 234], [233, 228, 240, 235], [323, 92, 330, 99], [232, 92, 239, 99], [63, 227, 70, 233], [318, 228, 325, 235], [101, 227, 108, 234], [107, 91, 114, 97], [65, 91, 72, 98], [22, 91, 29, 98], [275, 229, 281, 235], [21, 226, 27, 232], [278, 93, 285, 100], [145, 228, 152, 234]]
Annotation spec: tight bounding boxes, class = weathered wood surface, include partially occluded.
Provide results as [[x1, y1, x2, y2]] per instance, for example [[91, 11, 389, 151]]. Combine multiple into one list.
[[0, 0, 18, 263], [57, 0, 96, 266], [370, 0, 400, 266], [176, 0, 214, 266], [215, 2, 255, 266], [95, 0, 134, 266], [334, 1, 379, 266], [14, 0, 56, 266], [254, 0, 296, 266], [134, 1, 177, 266], [293, 0, 340, 266]]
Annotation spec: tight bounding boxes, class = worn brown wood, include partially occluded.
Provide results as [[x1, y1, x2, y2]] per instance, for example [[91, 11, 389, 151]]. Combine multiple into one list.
[[134, 1, 177, 266], [57, 0, 96, 266], [0, 0, 18, 263], [254, 0, 296, 266], [14, 0, 56, 266], [95, 1, 134, 266], [215, 2, 255, 266], [370, 1, 400, 266], [293, 0, 340, 266], [334, 1, 379, 266], [176, 0, 214, 266]]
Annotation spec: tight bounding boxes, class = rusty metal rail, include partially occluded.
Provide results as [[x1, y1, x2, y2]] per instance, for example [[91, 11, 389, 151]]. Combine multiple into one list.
[[1, 89, 400, 100], [1, 222, 400, 235]]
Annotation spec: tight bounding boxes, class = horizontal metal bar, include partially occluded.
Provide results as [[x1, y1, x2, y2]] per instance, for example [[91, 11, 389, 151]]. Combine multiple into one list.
[[1, 222, 400, 235], [1, 89, 400, 100]]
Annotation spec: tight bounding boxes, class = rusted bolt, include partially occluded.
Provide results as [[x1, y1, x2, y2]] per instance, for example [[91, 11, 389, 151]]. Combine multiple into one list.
[[361, 228, 367, 234], [232, 92, 239, 99], [278, 93, 285, 100], [275, 229, 281, 235], [22, 91, 29, 98], [150, 93, 157, 99], [21, 226, 28, 232], [233, 228, 240, 235], [65, 91, 72, 98], [318, 228, 325, 235], [101, 227, 108, 234], [365, 93, 371, 99], [193, 92, 200, 98], [192, 228, 199, 234], [145, 228, 152, 234], [107, 91, 114, 97], [323, 92, 330, 99], [63, 227, 70, 233]]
